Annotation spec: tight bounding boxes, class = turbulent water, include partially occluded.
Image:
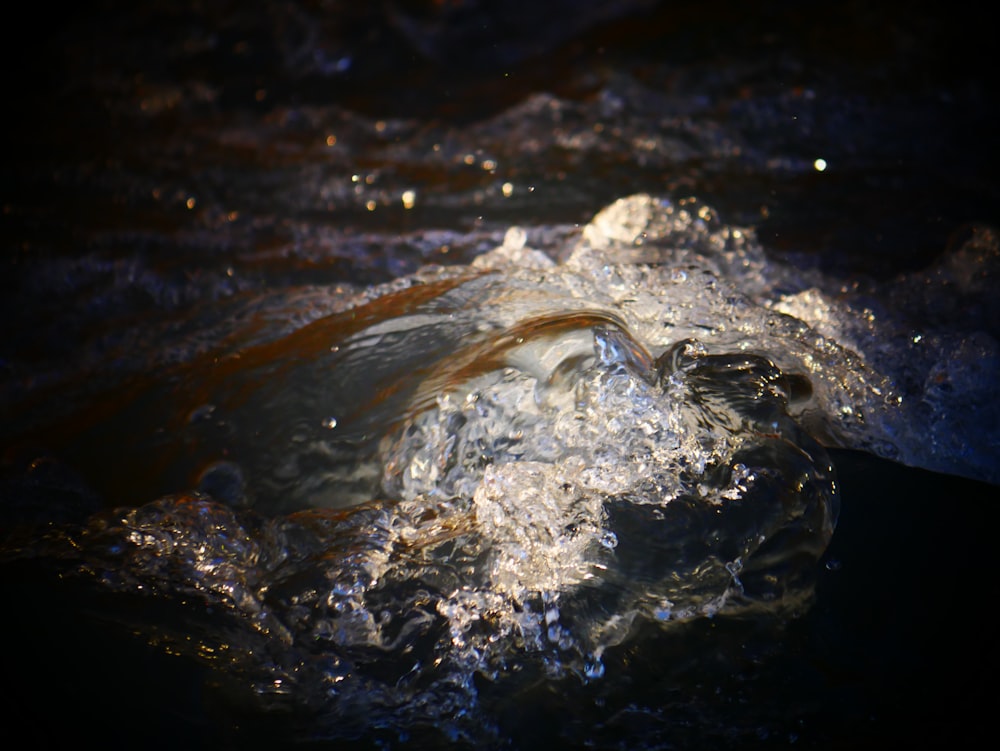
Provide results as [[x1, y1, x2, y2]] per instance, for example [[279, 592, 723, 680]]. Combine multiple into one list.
[[4, 192, 999, 747], [2, 2, 1000, 749]]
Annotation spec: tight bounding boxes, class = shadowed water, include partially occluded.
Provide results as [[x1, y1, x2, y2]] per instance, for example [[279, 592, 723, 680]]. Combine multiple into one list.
[[2, 3, 999, 749], [4, 193, 999, 747]]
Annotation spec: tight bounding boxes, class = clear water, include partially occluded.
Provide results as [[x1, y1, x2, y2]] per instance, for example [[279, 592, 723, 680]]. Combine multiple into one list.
[[5, 193, 999, 747], [2, 3, 999, 749]]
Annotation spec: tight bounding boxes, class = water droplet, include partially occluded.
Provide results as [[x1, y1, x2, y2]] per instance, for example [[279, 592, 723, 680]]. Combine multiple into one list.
[[322, 417, 338, 429], [584, 659, 605, 680]]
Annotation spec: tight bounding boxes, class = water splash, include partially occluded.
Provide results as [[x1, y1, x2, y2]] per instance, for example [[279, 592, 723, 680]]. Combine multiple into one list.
[[3, 193, 998, 746]]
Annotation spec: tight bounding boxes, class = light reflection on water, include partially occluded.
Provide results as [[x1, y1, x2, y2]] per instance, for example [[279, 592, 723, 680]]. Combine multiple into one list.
[[5, 193, 998, 746], [2, 4, 1000, 747]]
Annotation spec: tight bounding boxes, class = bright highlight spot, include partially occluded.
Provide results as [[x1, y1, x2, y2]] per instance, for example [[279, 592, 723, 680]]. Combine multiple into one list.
[[813, 158, 827, 172], [502, 182, 514, 197], [401, 189, 416, 209]]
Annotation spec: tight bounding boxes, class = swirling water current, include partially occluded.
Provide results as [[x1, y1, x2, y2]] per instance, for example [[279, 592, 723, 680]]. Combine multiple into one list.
[[4, 192, 1000, 748], [2, 3, 999, 749]]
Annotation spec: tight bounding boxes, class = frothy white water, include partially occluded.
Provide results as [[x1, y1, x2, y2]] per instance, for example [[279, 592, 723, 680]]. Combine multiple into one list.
[[3, 193, 997, 746]]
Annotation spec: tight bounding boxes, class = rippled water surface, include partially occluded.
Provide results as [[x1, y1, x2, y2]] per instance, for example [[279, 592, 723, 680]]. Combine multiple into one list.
[[2, 2, 999, 749]]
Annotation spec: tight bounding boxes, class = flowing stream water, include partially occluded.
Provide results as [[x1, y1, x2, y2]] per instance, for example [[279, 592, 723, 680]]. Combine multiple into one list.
[[2, 2, 998, 749]]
